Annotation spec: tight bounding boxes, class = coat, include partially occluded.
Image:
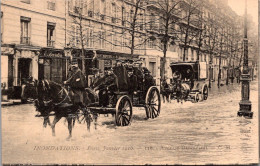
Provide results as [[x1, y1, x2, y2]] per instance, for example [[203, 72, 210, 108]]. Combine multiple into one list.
[[66, 68, 87, 89], [113, 65, 129, 91], [66, 68, 87, 104]]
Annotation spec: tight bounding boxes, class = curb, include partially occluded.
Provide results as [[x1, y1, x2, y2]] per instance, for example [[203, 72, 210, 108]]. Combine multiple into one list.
[[1, 100, 23, 107]]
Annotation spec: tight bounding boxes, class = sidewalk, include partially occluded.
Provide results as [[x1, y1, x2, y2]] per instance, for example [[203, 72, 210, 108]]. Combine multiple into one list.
[[1, 99, 23, 106]]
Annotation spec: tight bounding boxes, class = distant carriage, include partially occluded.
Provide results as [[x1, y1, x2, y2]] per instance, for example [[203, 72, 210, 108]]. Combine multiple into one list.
[[169, 61, 209, 103]]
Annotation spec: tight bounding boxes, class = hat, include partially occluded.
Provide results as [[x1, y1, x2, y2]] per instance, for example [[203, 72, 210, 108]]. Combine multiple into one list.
[[143, 67, 151, 74]]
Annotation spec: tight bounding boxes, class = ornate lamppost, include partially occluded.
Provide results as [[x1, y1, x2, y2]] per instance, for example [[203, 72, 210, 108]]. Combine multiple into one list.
[[238, 0, 253, 118]]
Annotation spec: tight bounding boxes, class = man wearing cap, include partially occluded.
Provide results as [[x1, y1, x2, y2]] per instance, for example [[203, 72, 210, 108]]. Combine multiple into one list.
[[133, 61, 144, 91], [95, 67, 118, 107], [143, 67, 156, 92], [113, 60, 129, 91], [64, 59, 87, 107]]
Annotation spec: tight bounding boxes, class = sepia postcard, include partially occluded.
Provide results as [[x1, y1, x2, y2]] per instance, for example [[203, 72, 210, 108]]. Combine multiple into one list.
[[1, 0, 259, 165]]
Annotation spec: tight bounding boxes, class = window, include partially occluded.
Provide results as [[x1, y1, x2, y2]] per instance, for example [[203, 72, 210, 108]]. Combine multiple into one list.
[[89, 29, 94, 48], [47, 0, 55, 10], [99, 31, 106, 49], [130, 10, 134, 21], [111, 3, 116, 23], [150, 13, 155, 30], [76, 26, 80, 46], [20, 16, 31, 44], [1, 12, 3, 43], [121, 7, 125, 26], [47, 22, 55, 47], [140, 13, 144, 30], [88, 0, 94, 17], [101, 0, 106, 21], [74, 0, 83, 14], [21, 0, 30, 4]]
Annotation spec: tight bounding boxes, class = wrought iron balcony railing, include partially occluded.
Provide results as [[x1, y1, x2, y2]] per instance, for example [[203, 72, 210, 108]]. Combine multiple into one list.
[[47, 40, 55, 47], [20, 37, 30, 44]]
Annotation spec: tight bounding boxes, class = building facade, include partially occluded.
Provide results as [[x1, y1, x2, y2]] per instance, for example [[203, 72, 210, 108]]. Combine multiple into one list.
[[1, 0, 66, 98]]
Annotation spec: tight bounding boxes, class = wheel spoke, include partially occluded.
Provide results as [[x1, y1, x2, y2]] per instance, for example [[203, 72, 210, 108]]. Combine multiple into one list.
[[123, 101, 130, 111], [124, 116, 130, 124], [152, 106, 159, 115]]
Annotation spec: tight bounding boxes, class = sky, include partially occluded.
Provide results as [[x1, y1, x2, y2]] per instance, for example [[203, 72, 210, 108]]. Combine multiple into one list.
[[228, 0, 258, 25]]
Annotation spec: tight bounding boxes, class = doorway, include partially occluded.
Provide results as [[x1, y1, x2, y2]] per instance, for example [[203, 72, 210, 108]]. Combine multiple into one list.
[[18, 58, 32, 85]]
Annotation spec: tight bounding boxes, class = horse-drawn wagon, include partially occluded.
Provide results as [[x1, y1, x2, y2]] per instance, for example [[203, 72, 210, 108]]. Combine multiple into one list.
[[87, 63, 161, 126], [167, 61, 209, 103], [22, 60, 161, 138]]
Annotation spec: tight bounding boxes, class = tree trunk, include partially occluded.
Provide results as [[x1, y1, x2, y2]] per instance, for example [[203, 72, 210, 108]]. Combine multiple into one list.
[[217, 56, 221, 88]]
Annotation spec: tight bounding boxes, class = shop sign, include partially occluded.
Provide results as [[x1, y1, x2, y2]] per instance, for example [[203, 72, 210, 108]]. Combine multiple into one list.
[[97, 54, 117, 59], [149, 58, 156, 62], [1, 47, 14, 55], [45, 52, 63, 58]]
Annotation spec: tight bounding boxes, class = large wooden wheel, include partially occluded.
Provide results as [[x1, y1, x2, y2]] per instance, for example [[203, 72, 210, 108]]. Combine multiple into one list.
[[115, 95, 133, 126], [202, 85, 208, 100], [145, 86, 161, 119]]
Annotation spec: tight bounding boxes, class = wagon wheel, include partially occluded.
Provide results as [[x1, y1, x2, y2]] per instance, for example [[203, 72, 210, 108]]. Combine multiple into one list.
[[145, 87, 161, 119], [192, 93, 199, 103], [202, 85, 208, 100], [115, 95, 133, 126]]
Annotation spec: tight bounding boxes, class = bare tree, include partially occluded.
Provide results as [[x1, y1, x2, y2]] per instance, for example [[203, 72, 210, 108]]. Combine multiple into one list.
[[175, 0, 203, 62], [67, 0, 94, 75], [145, 0, 182, 80]]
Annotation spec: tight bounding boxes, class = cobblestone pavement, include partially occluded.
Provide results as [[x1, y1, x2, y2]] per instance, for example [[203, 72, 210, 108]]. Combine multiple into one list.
[[2, 81, 258, 165]]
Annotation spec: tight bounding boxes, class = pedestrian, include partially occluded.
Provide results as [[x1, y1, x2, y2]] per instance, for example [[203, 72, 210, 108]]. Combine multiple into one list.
[[64, 59, 87, 109]]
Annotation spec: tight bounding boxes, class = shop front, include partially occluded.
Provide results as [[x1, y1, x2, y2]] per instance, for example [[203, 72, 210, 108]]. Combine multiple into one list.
[[1, 45, 15, 100], [38, 48, 67, 84], [95, 50, 139, 72], [9, 46, 40, 98]]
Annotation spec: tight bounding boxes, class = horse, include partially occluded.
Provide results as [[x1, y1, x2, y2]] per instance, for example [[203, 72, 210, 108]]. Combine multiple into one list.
[[22, 79, 96, 139], [160, 79, 171, 103]]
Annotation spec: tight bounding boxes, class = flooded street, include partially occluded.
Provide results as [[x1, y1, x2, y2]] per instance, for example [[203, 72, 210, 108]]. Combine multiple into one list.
[[2, 81, 258, 165]]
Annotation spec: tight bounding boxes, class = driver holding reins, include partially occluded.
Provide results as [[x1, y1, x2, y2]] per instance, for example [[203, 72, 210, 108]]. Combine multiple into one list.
[[64, 59, 87, 109]]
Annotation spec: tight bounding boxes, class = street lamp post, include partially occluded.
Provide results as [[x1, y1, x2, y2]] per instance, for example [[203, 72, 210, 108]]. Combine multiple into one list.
[[238, 0, 253, 118]]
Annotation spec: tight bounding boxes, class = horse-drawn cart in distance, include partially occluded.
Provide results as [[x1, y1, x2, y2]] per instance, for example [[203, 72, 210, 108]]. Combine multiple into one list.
[[169, 61, 209, 103]]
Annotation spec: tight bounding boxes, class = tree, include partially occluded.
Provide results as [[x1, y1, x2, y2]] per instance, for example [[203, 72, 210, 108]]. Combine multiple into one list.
[[175, 0, 204, 62], [67, 0, 95, 75], [146, 0, 182, 80]]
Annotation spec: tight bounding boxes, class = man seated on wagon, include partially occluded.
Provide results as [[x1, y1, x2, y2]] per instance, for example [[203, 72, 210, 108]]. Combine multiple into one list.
[[64, 59, 87, 109], [113, 60, 129, 91], [95, 67, 119, 107], [185, 69, 194, 89], [143, 67, 156, 92], [133, 60, 144, 91]]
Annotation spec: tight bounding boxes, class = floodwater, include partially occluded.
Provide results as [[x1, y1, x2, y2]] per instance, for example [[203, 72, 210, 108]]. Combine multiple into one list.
[[2, 81, 259, 165]]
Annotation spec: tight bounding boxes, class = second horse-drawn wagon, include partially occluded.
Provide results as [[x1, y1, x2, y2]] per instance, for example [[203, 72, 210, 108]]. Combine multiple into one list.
[[167, 61, 209, 103]]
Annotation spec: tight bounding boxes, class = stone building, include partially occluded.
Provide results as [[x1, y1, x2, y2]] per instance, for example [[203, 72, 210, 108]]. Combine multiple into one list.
[[1, 0, 66, 98]]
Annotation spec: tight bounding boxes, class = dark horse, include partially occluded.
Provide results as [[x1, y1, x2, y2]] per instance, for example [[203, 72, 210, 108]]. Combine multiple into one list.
[[160, 79, 172, 103], [23, 79, 97, 139]]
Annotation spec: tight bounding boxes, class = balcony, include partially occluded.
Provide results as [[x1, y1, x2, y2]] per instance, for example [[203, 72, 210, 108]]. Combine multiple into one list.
[[47, 40, 55, 47], [111, 17, 116, 23], [100, 14, 105, 21], [20, 37, 30, 45], [88, 11, 93, 17], [21, 0, 30, 4]]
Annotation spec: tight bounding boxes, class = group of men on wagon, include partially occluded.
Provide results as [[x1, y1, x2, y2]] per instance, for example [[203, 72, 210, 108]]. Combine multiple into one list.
[[64, 58, 155, 108]]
